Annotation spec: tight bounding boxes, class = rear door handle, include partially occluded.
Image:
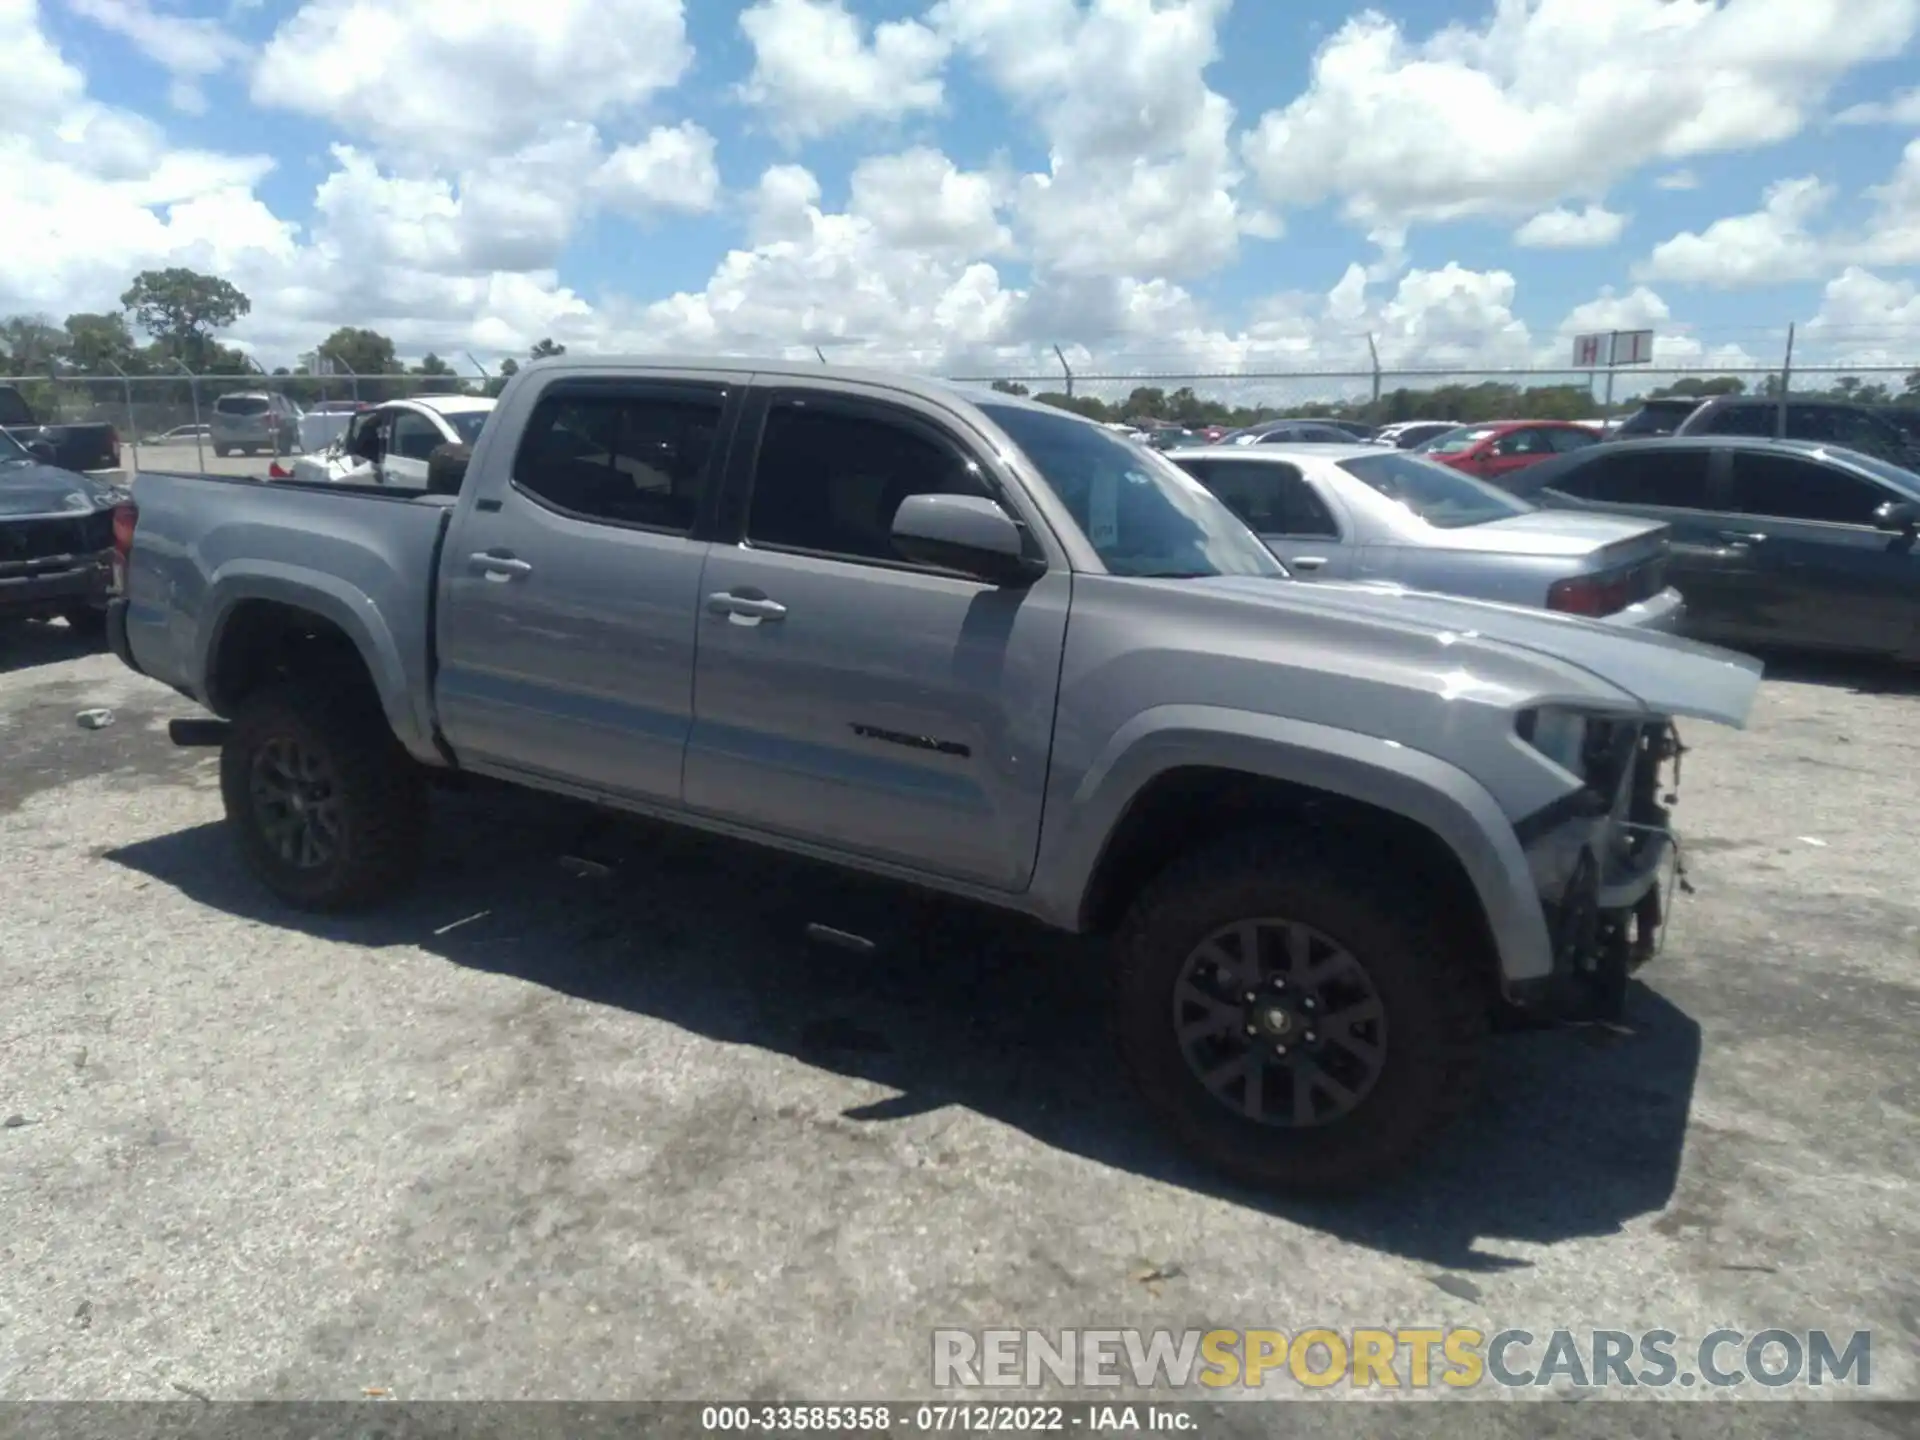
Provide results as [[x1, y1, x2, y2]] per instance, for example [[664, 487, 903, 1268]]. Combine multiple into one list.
[[708, 591, 788, 622], [470, 551, 532, 581], [1718, 530, 1768, 545], [1288, 556, 1328, 571]]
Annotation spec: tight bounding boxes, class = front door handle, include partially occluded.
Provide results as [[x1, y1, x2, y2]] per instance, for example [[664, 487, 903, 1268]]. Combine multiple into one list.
[[1718, 530, 1768, 545], [1288, 555, 1328, 572], [470, 551, 533, 581], [707, 591, 788, 622]]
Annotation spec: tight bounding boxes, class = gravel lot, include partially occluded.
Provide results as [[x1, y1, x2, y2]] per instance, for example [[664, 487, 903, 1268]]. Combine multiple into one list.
[[1, 622, 1916, 1420]]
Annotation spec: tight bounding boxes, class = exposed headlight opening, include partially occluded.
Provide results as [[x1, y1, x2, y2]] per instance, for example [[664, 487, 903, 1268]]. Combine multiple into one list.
[[1516, 705, 1590, 777]]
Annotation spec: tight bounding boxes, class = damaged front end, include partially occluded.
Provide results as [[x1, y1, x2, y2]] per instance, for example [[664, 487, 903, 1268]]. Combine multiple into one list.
[[1507, 711, 1687, 1023]]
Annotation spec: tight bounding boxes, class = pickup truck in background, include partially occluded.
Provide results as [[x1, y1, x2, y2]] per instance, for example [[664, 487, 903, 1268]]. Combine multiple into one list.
[[0, 427, 132, 633], [0, 384, 121, 475], [107, 358, 1764, 1191]]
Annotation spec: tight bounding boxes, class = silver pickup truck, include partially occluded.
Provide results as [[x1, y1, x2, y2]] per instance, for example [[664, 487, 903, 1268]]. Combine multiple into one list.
[[106, 357, 1763, 1191]]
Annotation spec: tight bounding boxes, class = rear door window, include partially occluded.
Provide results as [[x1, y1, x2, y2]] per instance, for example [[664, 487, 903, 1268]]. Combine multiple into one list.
[[1549, 449, 1716, 508], [1187, 460, 1341, 536]]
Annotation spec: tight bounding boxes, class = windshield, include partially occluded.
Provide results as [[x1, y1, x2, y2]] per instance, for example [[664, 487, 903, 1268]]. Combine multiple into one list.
[[1338, 451, 1535, 528], [1417, 427, 1494, 455], [979, 402, 1285, 578], [447, 411, 490, 445]]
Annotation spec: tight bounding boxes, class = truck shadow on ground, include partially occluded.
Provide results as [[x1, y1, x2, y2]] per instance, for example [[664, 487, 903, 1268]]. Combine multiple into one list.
[[0, 618, 104, 676], [105, 786, 1701, 1272], [1741, 647, 1920, 697]]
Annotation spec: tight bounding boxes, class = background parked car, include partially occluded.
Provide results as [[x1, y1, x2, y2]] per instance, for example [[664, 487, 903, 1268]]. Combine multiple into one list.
[[1375, 420, 1459, 449], [1415, 419, 1600, 483], [1504, 435, 1920, 661], [1219, 419, 1369, 447], [1615, 395, 1920, 468], [1167, 443, 1682, 627], [0, 427, 128, 636], [291, 395, 494, 487], [145, 423, 210, 444], [210, 391, 302, 457], [297, 398, 372, 455], [0, 384, 120, 474]]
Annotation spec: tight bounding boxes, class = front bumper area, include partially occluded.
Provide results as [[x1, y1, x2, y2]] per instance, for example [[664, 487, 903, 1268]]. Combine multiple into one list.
[[1506, 719, 1684, 1022], [0, 547, 113, 621]]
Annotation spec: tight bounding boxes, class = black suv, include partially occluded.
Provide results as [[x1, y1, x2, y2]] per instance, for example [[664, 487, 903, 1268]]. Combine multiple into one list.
[[1615, 395, 1920, 467]]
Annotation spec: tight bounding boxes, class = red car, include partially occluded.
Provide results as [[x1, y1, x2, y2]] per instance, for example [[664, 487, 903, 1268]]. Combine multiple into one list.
[[1416, 419, 1600, 484]]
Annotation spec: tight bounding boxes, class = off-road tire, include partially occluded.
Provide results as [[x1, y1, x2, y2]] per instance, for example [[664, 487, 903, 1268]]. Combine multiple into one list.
[[220, 680, 428, 911], [1112, 831, 1488, 1193]]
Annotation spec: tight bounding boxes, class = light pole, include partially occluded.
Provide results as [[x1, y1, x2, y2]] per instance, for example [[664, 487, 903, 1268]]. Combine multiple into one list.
[[169, 359, 206, 471]]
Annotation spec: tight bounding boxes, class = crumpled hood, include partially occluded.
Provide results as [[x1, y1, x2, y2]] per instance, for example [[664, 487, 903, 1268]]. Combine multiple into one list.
[[1191, 575, 1764, 728], [0, 461, 119, 518]]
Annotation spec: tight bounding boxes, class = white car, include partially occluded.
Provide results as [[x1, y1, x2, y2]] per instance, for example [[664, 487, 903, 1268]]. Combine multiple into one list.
[[289, 395, 494, 487]]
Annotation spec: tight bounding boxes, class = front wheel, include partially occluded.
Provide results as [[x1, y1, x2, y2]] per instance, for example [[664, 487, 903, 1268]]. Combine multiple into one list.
[[219, 681, 428, 911], [1112, 833, 1487, 1193]]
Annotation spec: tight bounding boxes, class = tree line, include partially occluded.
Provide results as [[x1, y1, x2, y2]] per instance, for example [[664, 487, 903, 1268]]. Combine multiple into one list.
[[0, 267, 567, 420], [6, 266, 1918, 430], [995, 368, 1920, 431]]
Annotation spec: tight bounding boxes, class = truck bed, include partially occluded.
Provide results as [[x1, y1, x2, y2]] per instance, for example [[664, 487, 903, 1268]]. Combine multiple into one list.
[[119, 470, 456, 761]]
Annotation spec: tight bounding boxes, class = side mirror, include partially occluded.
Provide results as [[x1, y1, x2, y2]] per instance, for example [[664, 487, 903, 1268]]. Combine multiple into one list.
[[425, 442, 472, 496], [891, 494, 1044, 586], [1872, 499, 1919, 533], [25, 439, 57, 465]]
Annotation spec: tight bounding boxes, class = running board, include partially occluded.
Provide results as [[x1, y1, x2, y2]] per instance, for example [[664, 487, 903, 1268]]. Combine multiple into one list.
[[168, 718, 231, 748]]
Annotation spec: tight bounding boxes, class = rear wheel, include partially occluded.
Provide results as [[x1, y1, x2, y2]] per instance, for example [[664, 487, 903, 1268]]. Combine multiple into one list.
[[213, 445, 232, 458], [1112, 832, 1487, 1193], [61, 607, 106, 638], [220, 680, 428, 911]]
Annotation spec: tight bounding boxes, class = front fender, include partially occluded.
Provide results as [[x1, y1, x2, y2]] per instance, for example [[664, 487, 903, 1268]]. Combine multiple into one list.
[[1029, 704, 1557, 984], [199, 563, 430, 758]]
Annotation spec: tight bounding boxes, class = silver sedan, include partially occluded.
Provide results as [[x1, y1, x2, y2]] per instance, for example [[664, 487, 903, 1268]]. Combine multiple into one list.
[[1167, 444, 1685, 629]]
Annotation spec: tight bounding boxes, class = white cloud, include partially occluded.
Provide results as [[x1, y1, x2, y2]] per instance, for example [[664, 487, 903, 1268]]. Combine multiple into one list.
[[1853, 138, 1920, 268], [593, 123, 721, 218], [66, 0, 248, 94], [1514, 205, 1628, 249], [1635, 177, 1834, 287], [1637, 141, 1920, 288], [1832, 86, 1920, 125], [251, 0, 692, 164], [1654, 170, 1700, 191], [1241, 0, 1920, 228], [1803, 267, 1920, 364], [737, 0, 948, 143], [847, 148, 1010, 256], [936, 0, 1250, 279]]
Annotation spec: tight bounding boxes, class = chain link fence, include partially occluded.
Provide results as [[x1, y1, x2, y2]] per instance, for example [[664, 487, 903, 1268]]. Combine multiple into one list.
[[6, 360, 1915, 476]]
